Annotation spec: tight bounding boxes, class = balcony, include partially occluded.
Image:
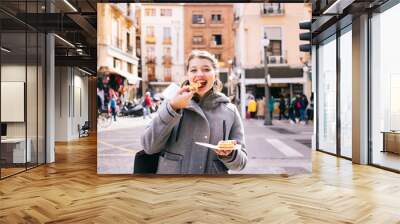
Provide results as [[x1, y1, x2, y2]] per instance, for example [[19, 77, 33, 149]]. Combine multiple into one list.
[[163, 37, 172, 45], [145, 36, 156, 44], [267, 55, 287, 64], [261, 4, 285, 16], [145, 56, 156, 64]]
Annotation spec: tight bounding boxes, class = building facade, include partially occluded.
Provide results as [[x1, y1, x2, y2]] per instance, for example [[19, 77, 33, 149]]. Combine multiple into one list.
[[233, 3, 311, 113], [140, 4, 185, 94], [97, 3, 140, 98], [184, 3, 235, 95]]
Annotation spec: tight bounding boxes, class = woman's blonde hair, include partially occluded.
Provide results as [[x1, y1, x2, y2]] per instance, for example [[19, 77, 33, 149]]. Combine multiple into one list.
[[184, 50, 222, 92]]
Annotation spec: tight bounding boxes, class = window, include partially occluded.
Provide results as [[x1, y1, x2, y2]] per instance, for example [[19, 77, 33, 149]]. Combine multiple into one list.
[[211, 34, 222, 46], [146, 46, 155, 58], [145, 8, 156, 16], [317, 36, 337, 155], [339, 28, 352, 158], [262, 3, 284, 14], [264, 27, 282, 56], [127, 63, 133, 73], [113, 58, 122, 69], [164, 47, 171, 56], [268, 40, 282, 56], [192, 35, 204, 45], [371, 4, 400, 171], [211, 14, 222, 23], [146, 26, 154, 37], [161, 9, 172, 16], [214, 53, 222, 61], [112, 18, 120, 48], [163, 27, 171, 40], [126, 32, 132, 51], [127, 3, 131, 16], [164, 68, 172, 81], [192, 14, 205, 24]]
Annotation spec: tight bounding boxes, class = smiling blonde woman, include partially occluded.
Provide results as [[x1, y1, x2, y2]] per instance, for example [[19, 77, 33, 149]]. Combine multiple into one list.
[[141, 50, 247, 174]]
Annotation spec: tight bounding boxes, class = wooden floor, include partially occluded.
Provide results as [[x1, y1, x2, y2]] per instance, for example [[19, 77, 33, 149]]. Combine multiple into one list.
[[1, 135, 400, 223]]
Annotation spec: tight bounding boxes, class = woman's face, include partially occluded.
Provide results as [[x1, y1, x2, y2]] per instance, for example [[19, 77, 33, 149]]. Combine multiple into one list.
[[187, 57, 216, 97]]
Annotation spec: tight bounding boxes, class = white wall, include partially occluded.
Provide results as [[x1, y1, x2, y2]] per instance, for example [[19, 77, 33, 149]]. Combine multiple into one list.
[[55, 67, 89, 141]]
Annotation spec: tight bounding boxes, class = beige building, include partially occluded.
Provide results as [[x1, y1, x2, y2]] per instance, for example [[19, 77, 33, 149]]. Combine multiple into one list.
[[97, 3, 140, 98], [184, 4, 235, 95], [140, 4, 185, 94], [234, 3, 312, 115]]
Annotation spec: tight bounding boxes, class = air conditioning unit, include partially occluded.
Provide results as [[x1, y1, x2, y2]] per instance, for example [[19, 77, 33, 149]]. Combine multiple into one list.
[[268, 56, 285, 64]]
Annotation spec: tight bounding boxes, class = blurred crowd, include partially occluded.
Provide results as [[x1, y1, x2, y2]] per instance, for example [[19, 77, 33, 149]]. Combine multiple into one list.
[[97, 73, 162, 122], [246, 92, 314, 124]]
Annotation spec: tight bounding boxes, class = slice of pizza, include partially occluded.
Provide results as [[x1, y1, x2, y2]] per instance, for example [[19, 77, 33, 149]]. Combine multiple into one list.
[[188, 82, 200, 92], [217, 140, 237, 149]]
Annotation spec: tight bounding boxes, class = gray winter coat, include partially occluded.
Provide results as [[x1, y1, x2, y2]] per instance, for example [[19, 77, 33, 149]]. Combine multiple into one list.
[[141, 91, 247, 174]]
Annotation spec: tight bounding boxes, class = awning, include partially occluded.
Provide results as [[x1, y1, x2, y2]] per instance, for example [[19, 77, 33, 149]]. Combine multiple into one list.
[[245, 66, 303, 79], [97, 66, 141, 84]]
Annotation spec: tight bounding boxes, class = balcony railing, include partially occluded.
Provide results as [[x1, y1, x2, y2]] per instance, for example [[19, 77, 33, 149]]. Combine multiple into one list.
[[261, 3, 285, 16], [163, 37, 172, 45], [145, 36, 156, 44], [267, 55, 287, 64], [145, 56, 156, 64]]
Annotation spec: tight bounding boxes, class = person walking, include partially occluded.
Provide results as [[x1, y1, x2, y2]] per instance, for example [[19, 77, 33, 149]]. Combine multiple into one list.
[[288, 97, 296, 124], [143, 92, 152, 119], [300, 94, 309, 124], [247, 98, 257, 119], [278, 95, 287, 120], [294, 95, 301, 123], [109, 94, 117, 122], [256, 97, 265, 119], [268, 96, 275, 120], [141, 50, 247, 174], [307, 93, 314, 122]]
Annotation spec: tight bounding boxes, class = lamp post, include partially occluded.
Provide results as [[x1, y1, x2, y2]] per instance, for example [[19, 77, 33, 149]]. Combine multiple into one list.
[[262, 37, 272, 126]]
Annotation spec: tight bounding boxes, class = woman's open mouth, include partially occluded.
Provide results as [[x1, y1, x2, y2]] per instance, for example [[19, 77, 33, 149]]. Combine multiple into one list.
[[196, 80, 207, 89]]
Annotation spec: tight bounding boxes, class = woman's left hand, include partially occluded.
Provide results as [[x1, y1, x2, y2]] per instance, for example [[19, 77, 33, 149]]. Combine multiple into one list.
[[214, 140, 237, 157], [214, 148, 234, 157]]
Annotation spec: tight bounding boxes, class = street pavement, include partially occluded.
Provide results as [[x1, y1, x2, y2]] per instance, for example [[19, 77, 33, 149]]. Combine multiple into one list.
[[97, 113, 312, 175]]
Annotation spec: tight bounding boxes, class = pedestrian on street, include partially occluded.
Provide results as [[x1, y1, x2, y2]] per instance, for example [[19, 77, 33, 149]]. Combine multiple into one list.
[[141, 50, 247, 174], [256, 97, 265, 119], [307, 93, 314, 122], [143, 92, 152, 119], [278, 95, 287, 120], [248, 98, 257, 119], [288, 97, 296, 124], [299, 94, 309, 124], [109, 94, 117, 122], [268, 96, 275, 120], [294, 95, 302, 123]]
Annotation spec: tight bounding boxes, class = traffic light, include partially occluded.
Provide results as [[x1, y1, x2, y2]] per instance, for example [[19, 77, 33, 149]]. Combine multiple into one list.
[[299, 21, 312, 52]]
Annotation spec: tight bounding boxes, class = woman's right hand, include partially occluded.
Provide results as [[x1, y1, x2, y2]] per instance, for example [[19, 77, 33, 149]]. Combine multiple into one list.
[[169, 86, 194, 111]]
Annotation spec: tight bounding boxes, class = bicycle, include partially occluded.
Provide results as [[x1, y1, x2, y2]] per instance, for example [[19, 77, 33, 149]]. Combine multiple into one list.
[[97, 109, 112, 129]]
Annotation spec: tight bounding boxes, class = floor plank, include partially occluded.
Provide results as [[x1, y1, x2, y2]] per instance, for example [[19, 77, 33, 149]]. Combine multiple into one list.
[[0, 135, 400, 223]]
